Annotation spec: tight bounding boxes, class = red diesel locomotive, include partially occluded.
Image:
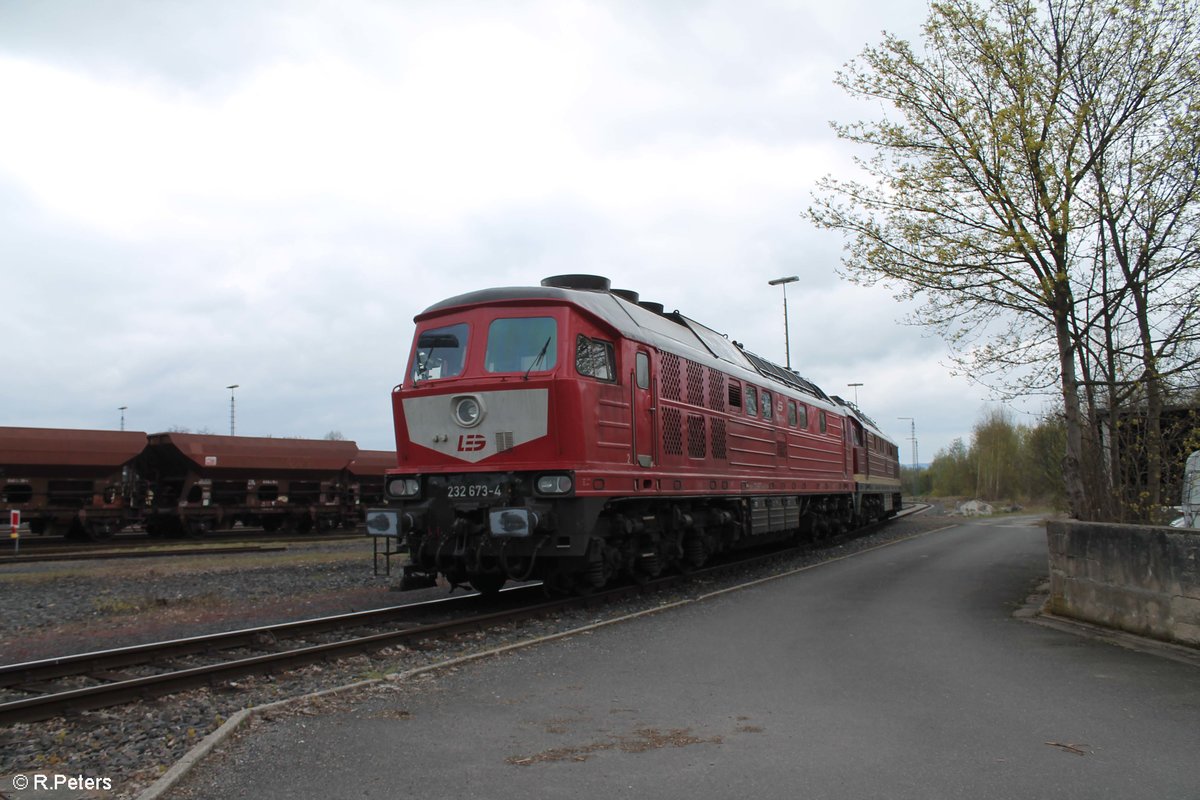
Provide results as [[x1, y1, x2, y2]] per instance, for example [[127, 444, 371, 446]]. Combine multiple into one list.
[[366, 275, 902, 593]]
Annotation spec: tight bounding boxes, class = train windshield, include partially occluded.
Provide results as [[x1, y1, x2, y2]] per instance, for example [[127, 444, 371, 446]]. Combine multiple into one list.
[[485, 317, 558, 374], [412, 323, 468, 382]]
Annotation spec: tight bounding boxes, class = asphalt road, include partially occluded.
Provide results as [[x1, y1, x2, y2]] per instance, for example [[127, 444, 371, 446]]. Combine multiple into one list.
[[167, 516, 1200, 799]]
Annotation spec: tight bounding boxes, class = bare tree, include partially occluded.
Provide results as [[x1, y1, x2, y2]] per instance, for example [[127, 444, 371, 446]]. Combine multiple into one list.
[[808, 0, 1200, 519]]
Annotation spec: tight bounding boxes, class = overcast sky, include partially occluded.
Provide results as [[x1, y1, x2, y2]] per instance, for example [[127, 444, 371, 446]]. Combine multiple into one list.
[[0, 0, 1048, 462]]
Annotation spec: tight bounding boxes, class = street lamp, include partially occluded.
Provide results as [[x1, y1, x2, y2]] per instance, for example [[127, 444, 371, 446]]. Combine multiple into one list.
[[226, 384, 239, 436], [768, 275, 799, 369], [898, 416, 918, 497], [118, 406, 127, 431], [847, 383, 863, 406]]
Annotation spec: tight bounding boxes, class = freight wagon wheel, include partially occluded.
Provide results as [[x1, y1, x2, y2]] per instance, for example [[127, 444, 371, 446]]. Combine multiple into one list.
[[145, 517, 179, 538], [468, 573, 507, 596], [183, 518, 212, 538], [64, 520, 87, 541], [155, 518, 187, 538], [83, 520, 116, 542]]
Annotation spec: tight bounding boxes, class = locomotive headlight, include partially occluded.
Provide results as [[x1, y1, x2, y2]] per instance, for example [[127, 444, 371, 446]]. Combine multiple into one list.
[[386, 477, 421, 498], [535, 474, 573, 495], [452, 395, 485, 427]]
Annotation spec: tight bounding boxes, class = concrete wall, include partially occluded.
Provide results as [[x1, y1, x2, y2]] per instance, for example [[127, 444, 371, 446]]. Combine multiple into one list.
[[1046, 520, 1200, 648]]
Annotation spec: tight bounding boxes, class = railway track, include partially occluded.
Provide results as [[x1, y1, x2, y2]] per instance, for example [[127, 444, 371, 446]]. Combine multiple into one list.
[[0, 586, 548, 725], [0, 544, 293, 565], [0, 531, 363, 564], [6, 527, 363, 547], [0, 526, 887, 726]]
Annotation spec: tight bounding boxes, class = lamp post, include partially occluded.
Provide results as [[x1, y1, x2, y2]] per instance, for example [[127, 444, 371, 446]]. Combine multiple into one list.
[[898, 416, 918, 497], [847, 383, 863, 406], [226, 384, 239, 436], [118, 406, 127, 431], [767, 275, 799, 369]]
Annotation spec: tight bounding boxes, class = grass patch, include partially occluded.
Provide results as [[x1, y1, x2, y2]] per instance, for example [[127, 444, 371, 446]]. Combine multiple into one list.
[[90, 591, 226, 617]]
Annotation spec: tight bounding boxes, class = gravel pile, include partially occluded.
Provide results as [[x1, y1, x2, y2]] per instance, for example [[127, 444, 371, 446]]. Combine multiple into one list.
[[1, 517, 951, 800]]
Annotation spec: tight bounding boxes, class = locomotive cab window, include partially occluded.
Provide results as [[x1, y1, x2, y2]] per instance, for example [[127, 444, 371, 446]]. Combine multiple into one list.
[[485, 317, 557, 374], [635, 352, 650, 388], [576, 335, 616, 381], [412, 323, 468, 382], [745, 386, 758, 416]]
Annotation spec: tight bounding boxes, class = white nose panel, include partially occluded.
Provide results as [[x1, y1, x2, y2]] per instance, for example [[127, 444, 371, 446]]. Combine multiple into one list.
[[403, 388, 549, 463]]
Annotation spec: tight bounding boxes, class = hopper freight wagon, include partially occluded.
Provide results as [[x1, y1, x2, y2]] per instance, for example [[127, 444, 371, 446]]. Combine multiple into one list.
[[139, 433, 361, 536], [2, 426, 397, 541], [346, 450, 399, 519], [0, 427, 149, 540]]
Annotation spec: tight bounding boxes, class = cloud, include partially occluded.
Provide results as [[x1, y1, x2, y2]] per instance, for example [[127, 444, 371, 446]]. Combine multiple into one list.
[[0, 0, 993, 457]]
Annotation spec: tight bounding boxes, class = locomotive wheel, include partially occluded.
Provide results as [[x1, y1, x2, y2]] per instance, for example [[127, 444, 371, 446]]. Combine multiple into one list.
[[468, 572, 506, 595], [637, 551, 662, 579], [683, 535, 707, 569]]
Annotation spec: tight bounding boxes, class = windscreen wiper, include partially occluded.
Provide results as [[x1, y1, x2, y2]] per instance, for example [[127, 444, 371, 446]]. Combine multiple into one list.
[[524, 337, 552, 380]]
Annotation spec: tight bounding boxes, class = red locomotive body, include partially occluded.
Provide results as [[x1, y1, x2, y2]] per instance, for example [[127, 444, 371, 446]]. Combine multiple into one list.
[[367, 275, 902, 593]]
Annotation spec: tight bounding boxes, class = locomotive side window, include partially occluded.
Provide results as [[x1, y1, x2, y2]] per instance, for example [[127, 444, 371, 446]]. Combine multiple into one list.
[[745, 386, 758, 416], [485, 317, 557, 373], [636, 352, 650, 388], [412, 323, 468, 382], [787, 400, 797, 427], [575, 335, 616, 381], [761, 390, 773, 421], [797, 403, 808, 429], [819, 410, 827, 433]]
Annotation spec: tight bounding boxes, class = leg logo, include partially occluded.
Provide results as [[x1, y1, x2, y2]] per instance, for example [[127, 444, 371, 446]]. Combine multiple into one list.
[[457, 434, 486, 452]]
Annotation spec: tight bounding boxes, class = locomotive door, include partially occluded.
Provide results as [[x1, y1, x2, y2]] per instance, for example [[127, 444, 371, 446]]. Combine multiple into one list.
[[633, 350, 655, 467], [850, 421, 866, 476]]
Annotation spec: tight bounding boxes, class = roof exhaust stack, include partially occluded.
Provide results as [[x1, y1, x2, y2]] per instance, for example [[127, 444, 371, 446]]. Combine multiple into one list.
[[541, 274, 611, 291]]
